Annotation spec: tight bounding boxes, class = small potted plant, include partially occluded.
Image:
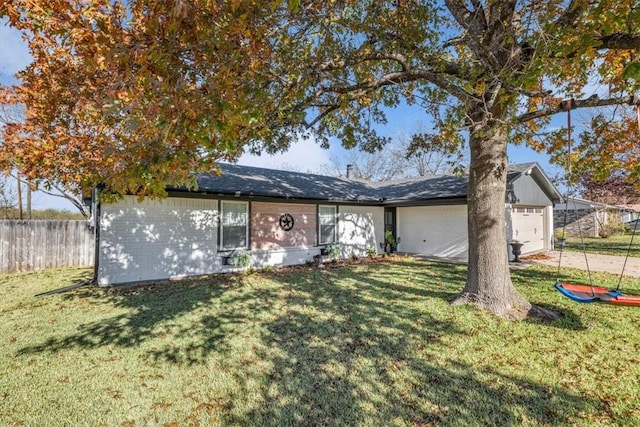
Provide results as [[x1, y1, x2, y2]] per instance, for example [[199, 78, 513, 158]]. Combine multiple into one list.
[[232, 250, 251, 269], [223, 250, 251, 268], [320, 242, 339, 258], [381, 230, 401, 254], [323, 242, 340, 260]]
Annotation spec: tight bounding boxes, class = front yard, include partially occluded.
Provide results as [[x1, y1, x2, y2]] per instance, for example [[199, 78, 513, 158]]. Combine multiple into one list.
[[1, 259, 639, 426], [561, 234, 640, 257]]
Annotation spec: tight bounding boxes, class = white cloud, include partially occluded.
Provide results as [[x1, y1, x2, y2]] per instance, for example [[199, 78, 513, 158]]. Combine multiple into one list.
[[0, 19, 31, 80], [236, 136, 333, 174]]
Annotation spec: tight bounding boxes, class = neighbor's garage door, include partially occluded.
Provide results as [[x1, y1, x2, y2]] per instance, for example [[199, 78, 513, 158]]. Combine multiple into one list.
[[512, 206, 545, 253]]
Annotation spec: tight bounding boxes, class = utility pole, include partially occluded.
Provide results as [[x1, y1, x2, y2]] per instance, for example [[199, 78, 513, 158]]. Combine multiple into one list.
[[26, 180, 32, 219], [16, 171, 23, 220]]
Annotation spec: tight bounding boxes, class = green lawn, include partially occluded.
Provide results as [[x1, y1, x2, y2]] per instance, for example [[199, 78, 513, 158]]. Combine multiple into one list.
[[2, 260, 640, 426], [561, 234, 640, 257]]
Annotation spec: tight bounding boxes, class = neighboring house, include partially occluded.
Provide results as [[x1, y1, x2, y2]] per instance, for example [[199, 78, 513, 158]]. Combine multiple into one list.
[[620, 204, 640, 224], [554, 197, 638, 237], [95, 162, 562, 285]]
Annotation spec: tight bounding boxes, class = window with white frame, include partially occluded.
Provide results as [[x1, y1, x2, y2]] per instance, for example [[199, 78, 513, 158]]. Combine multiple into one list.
[[220, 201, 248, 250], [318, 205, 337, 244]]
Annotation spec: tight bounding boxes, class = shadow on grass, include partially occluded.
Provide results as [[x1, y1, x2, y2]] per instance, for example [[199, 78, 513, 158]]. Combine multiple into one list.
[[19, 276, 248, 357], [507, 267, 588, 330], [229, 267, 596, 425], [18, 260, 599, 424]]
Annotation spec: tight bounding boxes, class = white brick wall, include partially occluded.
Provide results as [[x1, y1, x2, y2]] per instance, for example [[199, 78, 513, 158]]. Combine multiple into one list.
[[98, 196, 219, 285], [338, 205, 384, 257], [97, 198, 386, 285]]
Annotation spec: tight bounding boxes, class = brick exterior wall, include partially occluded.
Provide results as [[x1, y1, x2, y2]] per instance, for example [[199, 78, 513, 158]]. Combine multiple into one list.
[[553, 208, 598, 237], [98, 196, 218, 285], [98, 198, 385, 285], [250, 202, 317, 250]]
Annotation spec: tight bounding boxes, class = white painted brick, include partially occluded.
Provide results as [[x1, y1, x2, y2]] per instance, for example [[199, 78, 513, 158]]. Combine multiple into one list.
[[98, 196, 219, 285], [338, 206, 384, 257]]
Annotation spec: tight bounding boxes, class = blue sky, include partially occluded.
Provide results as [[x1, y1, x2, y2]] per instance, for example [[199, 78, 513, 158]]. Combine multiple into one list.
[[1, 19, 563, 212]]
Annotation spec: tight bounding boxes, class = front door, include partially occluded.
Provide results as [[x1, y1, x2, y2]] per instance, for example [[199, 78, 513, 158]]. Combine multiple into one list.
[[384, 207, 397, 253]]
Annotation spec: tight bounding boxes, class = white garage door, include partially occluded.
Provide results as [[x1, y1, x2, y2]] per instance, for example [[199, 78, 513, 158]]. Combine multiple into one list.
[[397, 205, 468, 259], [512, 206, 545, 253]]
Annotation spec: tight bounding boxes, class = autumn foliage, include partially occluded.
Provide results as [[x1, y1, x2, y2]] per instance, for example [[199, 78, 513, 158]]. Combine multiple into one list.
[[0, 0, 286, 198], [1, 1, 639, 199]]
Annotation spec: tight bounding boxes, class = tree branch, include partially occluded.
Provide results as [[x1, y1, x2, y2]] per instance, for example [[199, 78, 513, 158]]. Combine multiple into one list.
[[319, 53, 412, 72], [599, 33, 640, 51], [304, 103, 340, 128], [36, 183, 88, 217], [445, 0, 486, 34], [517, 95, 637, 123], [552, 0, 587, 28]]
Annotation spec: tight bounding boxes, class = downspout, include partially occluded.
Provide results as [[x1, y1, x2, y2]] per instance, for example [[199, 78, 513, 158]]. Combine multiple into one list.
[[92, 186, 101, 286], [34, 187, 99, 297]]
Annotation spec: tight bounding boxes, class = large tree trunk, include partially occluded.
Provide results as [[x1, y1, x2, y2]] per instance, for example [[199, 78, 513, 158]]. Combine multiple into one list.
[[450, 116, 531, 317]]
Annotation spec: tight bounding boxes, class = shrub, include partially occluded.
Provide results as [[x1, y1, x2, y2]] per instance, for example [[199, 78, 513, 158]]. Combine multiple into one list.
[[231, 250, 251, 268], [324, 242, 341, 259]]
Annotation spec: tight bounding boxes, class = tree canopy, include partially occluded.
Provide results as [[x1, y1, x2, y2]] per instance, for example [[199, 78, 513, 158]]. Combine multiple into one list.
[[2, 0, 639, 316], [3, 0, 637, 197]]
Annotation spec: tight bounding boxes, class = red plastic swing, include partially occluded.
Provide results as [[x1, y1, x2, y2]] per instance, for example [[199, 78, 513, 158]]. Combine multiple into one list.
[[554, 98, 640, 307], [555, 282, 640, 306]]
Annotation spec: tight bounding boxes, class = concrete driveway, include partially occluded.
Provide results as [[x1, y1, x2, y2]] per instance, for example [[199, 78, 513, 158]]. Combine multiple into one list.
[[410, 251, 640, 278], [524, 251, 640, 278]]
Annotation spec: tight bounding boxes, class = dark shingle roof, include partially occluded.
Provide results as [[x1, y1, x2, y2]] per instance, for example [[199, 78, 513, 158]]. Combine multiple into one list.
[[507, 162, 536, 183], [195, 164, 379, 202], [187, 162, 557, 204], [371, 175, 468, 202]]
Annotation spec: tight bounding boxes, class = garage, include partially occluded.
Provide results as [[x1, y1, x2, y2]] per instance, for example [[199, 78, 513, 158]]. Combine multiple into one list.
[[397, 205, 468, 258], [511, 206, 545, 253], [392, 163, 561, 262]]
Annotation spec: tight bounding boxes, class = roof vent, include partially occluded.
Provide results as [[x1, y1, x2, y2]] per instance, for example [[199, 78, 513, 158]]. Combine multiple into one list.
[[346, 164, 354, 179]]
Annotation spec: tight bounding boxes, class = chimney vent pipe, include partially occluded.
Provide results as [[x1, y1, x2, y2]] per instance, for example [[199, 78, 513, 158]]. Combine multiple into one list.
[[346, 164, 354, 179]]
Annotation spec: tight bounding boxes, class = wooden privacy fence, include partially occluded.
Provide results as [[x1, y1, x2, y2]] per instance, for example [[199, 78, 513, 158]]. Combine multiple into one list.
[[0, 220, 94, 273]]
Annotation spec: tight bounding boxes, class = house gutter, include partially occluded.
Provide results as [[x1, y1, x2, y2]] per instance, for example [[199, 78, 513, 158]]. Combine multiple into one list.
[[166, 188, 382, 205]]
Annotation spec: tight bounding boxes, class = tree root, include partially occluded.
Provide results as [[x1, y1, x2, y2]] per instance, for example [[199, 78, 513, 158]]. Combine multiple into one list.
[[525, 304, 564, 321], [450, 291, 564, 321]]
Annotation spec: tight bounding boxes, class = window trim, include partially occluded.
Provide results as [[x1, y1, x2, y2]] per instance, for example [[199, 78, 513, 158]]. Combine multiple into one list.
[[318, 204, 338, 245], [219, 200, 249, 251]]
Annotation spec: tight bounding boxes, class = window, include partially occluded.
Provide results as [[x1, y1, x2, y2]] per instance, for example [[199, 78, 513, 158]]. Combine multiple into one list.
[[220, 201, 248, 250], [318, 205, 337, 244]]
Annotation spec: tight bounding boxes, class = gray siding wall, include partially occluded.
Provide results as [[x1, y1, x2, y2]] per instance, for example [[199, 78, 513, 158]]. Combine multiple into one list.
[[98, 196, 219, 285], [511, 175, 554, 206], [338, 205, 384, 257]]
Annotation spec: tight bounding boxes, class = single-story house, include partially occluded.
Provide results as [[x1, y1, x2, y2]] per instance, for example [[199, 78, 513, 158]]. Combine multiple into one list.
[[553, 197, 639, 237], [94, 162, 562, 285], [620, 204, 640, 224]]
